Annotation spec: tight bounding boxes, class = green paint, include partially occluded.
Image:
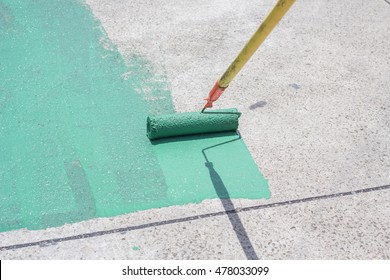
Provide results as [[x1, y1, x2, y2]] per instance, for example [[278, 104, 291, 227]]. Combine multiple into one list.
[[132, 246, 140, 251], [0, 0, 269, 233], [152, 132, 270, 203], [0, 0, 170, 231]]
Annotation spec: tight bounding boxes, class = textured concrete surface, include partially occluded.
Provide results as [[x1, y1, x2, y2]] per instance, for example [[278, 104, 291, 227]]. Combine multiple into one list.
[[1, 0, 389, 259], [1, 190, 389, 259]]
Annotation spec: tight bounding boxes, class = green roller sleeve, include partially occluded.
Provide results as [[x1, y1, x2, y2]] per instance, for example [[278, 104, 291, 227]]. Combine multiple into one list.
[[147, 108, 241, 140]]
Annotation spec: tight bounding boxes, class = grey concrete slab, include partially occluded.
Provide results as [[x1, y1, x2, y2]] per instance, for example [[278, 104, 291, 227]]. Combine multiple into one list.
[[242, 189, 390, 259], [1, 0, 389, 259], [0, 199, 227, 248], [1, 188, 389, 259]]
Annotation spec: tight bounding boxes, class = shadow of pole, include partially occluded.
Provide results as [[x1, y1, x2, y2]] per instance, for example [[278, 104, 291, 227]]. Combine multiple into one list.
[[202, 132, 259, 260]]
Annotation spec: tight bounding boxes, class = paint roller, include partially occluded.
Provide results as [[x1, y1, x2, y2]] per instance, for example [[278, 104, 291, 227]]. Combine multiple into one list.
[[147, 0, 296, 140], [147, 108, 241, 140]]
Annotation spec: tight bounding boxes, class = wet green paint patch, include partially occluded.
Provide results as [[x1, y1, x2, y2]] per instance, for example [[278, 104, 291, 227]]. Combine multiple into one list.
[[0, 0, 171, 231], [152, 132, 269, 204], [0, 0, 269, 233]]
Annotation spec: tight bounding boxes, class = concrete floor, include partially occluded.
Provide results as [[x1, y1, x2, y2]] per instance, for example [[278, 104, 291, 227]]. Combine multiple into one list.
[[1, 0, 389, 259]]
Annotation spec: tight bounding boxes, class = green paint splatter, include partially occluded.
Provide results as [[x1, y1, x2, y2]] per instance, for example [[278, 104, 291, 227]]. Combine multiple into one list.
[[0, 0, 269, 233], [132, 246, 140, 251]]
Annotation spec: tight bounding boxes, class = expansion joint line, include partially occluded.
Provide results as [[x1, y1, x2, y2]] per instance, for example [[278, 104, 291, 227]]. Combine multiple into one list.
[[0, 184, 389, 252]]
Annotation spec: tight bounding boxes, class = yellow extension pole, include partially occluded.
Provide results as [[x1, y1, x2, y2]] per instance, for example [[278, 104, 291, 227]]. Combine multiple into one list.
[[203, 0, 296, 109]]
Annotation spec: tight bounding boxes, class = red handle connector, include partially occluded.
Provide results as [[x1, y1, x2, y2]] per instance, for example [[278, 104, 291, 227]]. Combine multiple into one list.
[[203, 80, 227, 109]]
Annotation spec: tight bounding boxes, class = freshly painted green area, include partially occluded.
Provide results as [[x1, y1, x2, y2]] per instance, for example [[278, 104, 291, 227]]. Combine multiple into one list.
[[0, 0, 269, 233], [152, 132, 269, 203], [147, 109, 240, 140], [0, 0, 172, 231]]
